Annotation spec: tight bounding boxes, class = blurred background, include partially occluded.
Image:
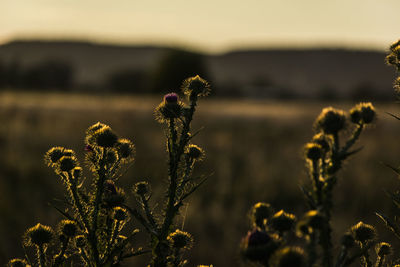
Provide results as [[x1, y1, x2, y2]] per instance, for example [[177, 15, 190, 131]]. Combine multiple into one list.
[[1, 0, 400, 266]]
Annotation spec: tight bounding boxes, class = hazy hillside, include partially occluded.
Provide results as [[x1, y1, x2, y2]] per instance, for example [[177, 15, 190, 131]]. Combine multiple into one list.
[[0, 40, 396, 99]]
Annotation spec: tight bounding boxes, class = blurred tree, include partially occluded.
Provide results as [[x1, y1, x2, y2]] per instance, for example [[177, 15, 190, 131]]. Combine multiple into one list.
[[150, 49, 210, 94], [22, 61, 74, 90], [107, 69, 147, 93]]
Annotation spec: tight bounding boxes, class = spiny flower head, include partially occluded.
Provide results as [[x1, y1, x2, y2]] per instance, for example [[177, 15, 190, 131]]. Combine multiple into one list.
[[341, 232, 355, 248], [58, 155, 78, 172], [269, 210, 296, 233], [300, 210, 325, 230], [350, 102, 376, 124], [269, 246, 306, 267], [375, 242, 392, 257], [351, 221, 376, 244], [182, 75, 211, 100], [133, 181, 150, 196], [58, 220, 78, 238], [116, 138, 135, 161], [155, 93, 183, 122], [315, 107, 346, 135], [312, 133, 330, 152], [186, 144, 205, 161], [7, 259, 30, 267], [72, 167, 82, 180], [105, 149, 118, 165], [241, 229, 280, 263], [304, 143, 323, 161], [24, 223, 54, 247], [103, 182, 126, 208], [167, 229, 194, 249], [75, 235, 86, 248], [251, 202, 272, 228], [394, 77, 400, 93], [113, 207, 128, 221], [44, 147, 66, 167], [91, 126, 119, 148], [386, 40, 400, 68]]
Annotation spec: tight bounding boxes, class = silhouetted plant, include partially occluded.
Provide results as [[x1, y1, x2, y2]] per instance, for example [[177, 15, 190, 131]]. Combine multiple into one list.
[[7, 75, 210, 267]]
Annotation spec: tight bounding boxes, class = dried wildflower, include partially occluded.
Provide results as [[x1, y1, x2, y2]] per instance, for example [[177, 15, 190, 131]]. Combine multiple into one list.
[[75, 235, 86, 248], [155, 93, 183, 122], [58, 156, 78, 172], [315, 107, 346, 135], [58, 220, 78, 238], [133, 181, 150, 196], [116, 138, 135, 161], [251, 202, 272, 228], [375, 242, 392, 257], [304, 143, 323, 161], [113, 207, 128, 221], [186, 144, 205, 161], [92, 126, 118, 148], [269, 210, 296, 233], [182, 75, 210, 100], [24, 223, 54, 247], [351, 221, 376, 244], [167, 230, 193, 249], [44, 147, 65, 167], [350, 102, 376, 124], [7, 259, 30, 267], [241, 229, 280, 263], [269, 246, 306, 267]]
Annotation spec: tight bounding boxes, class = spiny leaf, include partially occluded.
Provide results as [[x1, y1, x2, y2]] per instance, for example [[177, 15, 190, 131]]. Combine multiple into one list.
[[386, 112, 400, 121], [375, 212, 400, 240]]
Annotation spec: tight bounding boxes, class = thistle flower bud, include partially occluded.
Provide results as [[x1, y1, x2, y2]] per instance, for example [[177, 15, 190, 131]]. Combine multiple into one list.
[[341, 232, 355, 248], [350, 102, 376, 124], [59, 220, 78, 238], [133, 181, 150, 195], [304, 143, 323, 161], [182, 75, 211, 100], [300, 210, 325, 230], [113, 207, 128, 221], [315, 107, 346, 135], [58, 156, 78, 172], [167, 229, 193, 249], [105, 149, 118, 165], [375, 242, 391, 257], [116, 138, 135, 161], [92, 126, 118, 148], [44, 147, 65, 167], [72, 167, 82, 180], [155, 93, 183, 122], [251, 202, 272, 228], [312, 133, 330, 152], [241, 229, 280, 263], [103, 183, 126, 208], [186, 144, 205, 161], [269, 246, 306, 267], [350, 221, 376, 244], [75, 235, 86, 248], [24, 223, 54, 247], [269, 210, 296, 233], [7, 259, 30, 267], [394, 77, 400, 93]]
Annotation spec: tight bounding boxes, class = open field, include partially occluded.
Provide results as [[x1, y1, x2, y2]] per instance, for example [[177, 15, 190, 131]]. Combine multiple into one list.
[[1, 91, 400, 266]]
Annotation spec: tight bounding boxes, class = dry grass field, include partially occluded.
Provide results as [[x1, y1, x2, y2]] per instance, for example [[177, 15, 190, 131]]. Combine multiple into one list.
[[1, 91, 400, 266]]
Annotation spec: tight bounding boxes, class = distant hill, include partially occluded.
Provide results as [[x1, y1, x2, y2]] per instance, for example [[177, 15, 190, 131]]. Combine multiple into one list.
[[0, 40, 396, 99]]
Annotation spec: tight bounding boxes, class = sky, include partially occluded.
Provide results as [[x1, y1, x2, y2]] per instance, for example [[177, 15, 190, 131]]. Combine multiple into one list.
[[1, 0, 400, 53]]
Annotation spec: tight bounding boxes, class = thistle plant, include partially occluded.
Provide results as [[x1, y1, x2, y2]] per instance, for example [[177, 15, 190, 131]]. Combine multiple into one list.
[[7, 75, 211, 267], [240, 101, 383, 267]]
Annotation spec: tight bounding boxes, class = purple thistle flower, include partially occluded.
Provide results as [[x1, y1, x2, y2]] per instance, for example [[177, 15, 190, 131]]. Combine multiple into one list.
[[164, 93, 179, 104], [84, 145, 94, 152]]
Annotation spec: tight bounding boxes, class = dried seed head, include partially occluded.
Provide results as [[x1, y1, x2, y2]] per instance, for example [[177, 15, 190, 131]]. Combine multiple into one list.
[[133, 181, 150, 195], [269, 246, 306, 267], [375, 242, 392, 257], [351, 221, 376, 244], [116, 139, 135, 161], [241, 229, 280, 263], [251, 202, 272, 228], [167, 229, 194, 249], [113, 207, 128, 221], [7, 259, 30, 267], [186, 144, 205, 161], [44, 147, 66, 166], [182, 75, 211, 100], [315, 107, 346, 135], [24, 223, 54, 247], [269, 210, 296, 233], [59, 220, 78, 238], [92, 126, 118, 148], [75, 235, 86, 248], [304, 143, 323, 161], [350, 102, 376, 124]]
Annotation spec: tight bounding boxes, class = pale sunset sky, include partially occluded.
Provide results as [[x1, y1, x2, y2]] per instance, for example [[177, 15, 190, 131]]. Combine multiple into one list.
[[1, 0, 400, 53]]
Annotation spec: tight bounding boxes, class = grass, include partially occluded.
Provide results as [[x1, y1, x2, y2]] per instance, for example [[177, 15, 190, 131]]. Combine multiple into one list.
[[1, 91, 400, 266]]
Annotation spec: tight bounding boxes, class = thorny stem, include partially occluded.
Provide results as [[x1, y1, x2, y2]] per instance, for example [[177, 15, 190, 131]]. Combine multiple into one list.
[[375, 256, 384, 267], [307, 232, 317, 267], [53, 237, 69, 267], [141, 194, 158, 230], [334, 246, 348, 267], [66, 172, 90, 233], [311, 159, 322, 206], [37, 245, 46, 267]]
